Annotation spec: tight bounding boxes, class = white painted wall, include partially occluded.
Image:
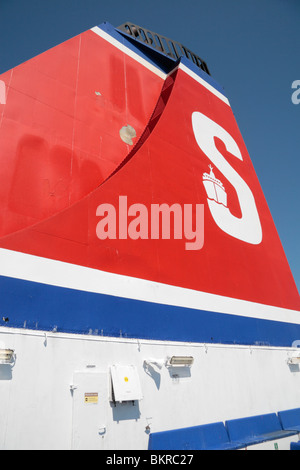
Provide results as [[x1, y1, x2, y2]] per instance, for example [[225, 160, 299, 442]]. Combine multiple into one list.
[[0, 326, 300, 450]]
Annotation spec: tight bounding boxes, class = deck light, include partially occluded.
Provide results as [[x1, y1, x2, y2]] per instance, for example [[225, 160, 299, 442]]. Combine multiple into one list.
[[168, 356, 194, 366], [0, 349, 15, 364], [287, 354, 300, 365]]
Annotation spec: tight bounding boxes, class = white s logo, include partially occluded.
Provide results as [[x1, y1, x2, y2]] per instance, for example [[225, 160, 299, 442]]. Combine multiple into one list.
[[192, 111, 262, 245]]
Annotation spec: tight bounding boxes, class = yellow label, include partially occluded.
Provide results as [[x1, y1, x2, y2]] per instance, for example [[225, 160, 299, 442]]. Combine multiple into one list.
[[84, 392, 98, 404], [124, 377, 129, 382]]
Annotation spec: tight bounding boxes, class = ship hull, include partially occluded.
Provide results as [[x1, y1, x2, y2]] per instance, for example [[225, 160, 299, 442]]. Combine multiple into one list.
[[1, 326, 300, 450], [0, 22, 299, 450]]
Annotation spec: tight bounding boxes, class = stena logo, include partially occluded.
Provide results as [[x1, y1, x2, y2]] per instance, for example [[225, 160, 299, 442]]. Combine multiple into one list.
[[192, 112, 262, 245]]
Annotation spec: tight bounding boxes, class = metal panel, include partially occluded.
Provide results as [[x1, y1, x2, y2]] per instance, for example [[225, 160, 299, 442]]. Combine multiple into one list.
[[110, 365, 143, 402], [71, 371, 108, 450]]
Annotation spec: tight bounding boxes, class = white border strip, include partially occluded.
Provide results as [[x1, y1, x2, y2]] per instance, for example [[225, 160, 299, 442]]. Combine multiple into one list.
[[91, 26, 167, 80], [179, 62, 230, 106], [0, 248, 299, 325], [90, 26, 229, 106]]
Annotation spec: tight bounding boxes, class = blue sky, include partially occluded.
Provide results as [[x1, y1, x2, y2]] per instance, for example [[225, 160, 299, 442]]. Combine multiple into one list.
[[0, 0, 299, 292]]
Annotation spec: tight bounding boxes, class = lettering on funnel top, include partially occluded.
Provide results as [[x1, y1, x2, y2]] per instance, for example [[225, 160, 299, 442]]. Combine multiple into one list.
[[192, 111, 262, 245]]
